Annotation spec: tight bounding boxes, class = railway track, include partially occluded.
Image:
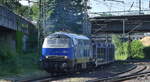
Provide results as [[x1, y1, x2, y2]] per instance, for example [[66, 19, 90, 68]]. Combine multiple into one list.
[[17, 63, 136, 82], [17, 73, 67, 82], [89, 64, 150, 82], [16, 62, 150, 82]]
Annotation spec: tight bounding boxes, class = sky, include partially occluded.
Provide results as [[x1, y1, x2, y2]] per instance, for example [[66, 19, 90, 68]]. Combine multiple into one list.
[[89, 0, 150, 12], [19, 0, 150, 13], [19, 0, 29, 6], [19, 0, 34, 6]]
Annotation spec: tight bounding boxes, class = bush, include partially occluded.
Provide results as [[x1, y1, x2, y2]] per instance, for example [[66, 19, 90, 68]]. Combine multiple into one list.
[[0, 44, 17, 62], [112, 35, 145, 60], [129, 40, 144, 59], [112, 35, 129, 60], [0, 44, 21, 75], [16, 31, 23, 53], [0, 43, 40, 76]]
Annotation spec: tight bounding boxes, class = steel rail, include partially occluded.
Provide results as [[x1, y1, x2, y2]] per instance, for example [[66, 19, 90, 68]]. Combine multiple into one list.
[[16, 62, 137, 82], [89, 65, 147, 82]]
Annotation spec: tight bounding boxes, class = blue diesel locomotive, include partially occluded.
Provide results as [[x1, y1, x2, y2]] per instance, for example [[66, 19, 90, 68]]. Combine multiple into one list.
[[40, 32, 115, 73]]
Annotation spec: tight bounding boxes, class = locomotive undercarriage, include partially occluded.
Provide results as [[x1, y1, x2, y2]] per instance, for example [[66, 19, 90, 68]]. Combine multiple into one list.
[[41, 59, 73, 73], [41, 58, 96, 74]]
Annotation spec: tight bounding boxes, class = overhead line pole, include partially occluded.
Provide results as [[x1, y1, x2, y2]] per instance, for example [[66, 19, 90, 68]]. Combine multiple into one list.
[[139, 0, 141, 14], [123, 19, 125, 37], [38, 0, 42, 54]]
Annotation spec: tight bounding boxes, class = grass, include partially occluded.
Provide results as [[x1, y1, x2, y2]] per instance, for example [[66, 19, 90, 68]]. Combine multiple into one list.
[[0, 50, 42, 77], [16, 53, 40, 73], [0, 42, 43, 77]]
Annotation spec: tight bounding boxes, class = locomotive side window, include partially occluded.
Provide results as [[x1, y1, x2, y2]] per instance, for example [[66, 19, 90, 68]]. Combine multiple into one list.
[[101, 48, 105, 59], [97, 48, 105, 58], [110, 47, 114, 61], [86, 41, 90, 57], [97, 48, 101, 58], [77, 39, 83, 58], [84, 40, 87, 57], [93, 44, 96, 58]]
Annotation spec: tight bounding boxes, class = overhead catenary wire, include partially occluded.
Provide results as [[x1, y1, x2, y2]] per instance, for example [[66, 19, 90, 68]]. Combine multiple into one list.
[[91, 0, 148, 14], [128, 2, 134, 11]]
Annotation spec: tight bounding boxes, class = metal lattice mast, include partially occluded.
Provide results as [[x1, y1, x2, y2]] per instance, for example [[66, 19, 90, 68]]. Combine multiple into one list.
[[139, 0, 141, 14], [38, 0, 45, 53], [83, 0, 91, 36]]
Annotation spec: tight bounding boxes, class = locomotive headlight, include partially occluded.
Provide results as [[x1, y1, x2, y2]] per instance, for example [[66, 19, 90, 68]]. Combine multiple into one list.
[[64, 56, 68, 59], [45, 56, 49, 59]]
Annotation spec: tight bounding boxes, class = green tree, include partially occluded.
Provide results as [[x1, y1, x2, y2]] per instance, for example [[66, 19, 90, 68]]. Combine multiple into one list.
[[0, 0, 21, 10], [30, 3, 39, 21], [112, 35, 128, 60], [130, 40, 144, 59], [112, 35, 145, 60], [0, 0, 32, 19], [44, 0, 87, 34]]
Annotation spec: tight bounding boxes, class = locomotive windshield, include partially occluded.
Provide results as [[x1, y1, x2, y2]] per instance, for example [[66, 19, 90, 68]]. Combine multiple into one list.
[[46, 38, 71, 48]]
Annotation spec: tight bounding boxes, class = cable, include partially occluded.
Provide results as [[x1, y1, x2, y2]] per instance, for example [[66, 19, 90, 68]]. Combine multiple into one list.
[[128, 2, 134, 11]]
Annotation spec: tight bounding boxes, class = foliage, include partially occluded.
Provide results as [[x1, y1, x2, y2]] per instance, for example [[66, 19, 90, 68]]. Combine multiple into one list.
[[15, 53, 40, 74], [112, 35, 122, 47], [0, 44, 21, 75], [112, 35, 128, 60], [30, 3, 39, 21], [27, 32, 38, 52], [0, 0, 40, 76], [129, 40, 144, 59], [0, 0, 21, 10], [112, 35, 145, 60], [0, 0, 37, 21], [16, 31, 23, 53], [0, 43, 40, 76], [16, 6, 32, 19], [45, 0, 87, 34]]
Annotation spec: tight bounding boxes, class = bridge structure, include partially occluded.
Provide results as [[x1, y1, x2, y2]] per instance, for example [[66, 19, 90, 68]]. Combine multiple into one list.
[[90, 14, 150, 35], [0, 5, 34, 33], [89, 14, 150, 43], [0, 5, 35, 50]]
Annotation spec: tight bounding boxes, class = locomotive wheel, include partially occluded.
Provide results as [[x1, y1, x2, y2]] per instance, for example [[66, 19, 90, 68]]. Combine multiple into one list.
[[73, 64, 80, 73], [51, 73, 61, 77]]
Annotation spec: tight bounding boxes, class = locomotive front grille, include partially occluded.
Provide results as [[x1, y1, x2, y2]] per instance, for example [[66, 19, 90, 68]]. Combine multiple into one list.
[[45, 55, 67, 60]]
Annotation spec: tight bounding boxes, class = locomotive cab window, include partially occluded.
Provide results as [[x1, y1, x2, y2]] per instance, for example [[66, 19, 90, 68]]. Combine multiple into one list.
[[44, 35, 72, 48]]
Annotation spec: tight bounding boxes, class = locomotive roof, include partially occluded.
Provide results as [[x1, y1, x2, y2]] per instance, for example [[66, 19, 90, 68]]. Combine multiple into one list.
[[53, 32, 90, 40], [45, 32, 89, 45]]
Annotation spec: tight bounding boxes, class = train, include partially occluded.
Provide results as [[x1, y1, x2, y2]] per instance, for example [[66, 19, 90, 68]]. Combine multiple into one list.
[[40, 32, 115, 73]]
